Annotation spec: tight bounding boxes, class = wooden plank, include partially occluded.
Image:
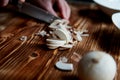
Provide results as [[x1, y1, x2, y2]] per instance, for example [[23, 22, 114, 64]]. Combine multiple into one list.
[[0, 3, 120, 80]]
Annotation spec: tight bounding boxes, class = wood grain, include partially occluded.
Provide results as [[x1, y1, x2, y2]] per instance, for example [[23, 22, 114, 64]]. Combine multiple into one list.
[[0, 3, 120, 80]]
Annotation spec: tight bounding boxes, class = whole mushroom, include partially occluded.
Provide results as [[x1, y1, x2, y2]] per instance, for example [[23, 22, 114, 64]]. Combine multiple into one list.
[[78, 51, 117, 80]]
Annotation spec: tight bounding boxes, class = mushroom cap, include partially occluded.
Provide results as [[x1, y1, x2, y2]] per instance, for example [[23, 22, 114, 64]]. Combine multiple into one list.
[[78, 51, 117, 80]]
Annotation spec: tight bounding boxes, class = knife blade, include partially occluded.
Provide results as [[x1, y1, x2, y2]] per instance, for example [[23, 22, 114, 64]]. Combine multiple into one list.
[[9, 0, 60, 24]]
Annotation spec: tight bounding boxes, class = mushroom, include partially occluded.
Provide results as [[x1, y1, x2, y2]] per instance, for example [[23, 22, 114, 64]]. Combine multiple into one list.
[[55, 57, 73, 71], [78, 51, 117, 80]]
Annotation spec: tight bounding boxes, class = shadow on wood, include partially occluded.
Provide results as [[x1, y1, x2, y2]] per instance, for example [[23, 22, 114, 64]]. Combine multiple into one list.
[[78, 9, 112, 24]]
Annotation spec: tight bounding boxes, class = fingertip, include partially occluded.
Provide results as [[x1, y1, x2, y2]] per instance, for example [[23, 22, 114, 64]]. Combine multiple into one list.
[[20, 0, 25, 3], [62, 10, 71, 20], [57, 0, 71, 20]]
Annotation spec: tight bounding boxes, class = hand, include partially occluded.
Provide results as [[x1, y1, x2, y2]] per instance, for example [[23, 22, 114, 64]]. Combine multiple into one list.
[[0, 0, 25, 7], [27, 0, 71, 20], [0, 0, 71, 20]]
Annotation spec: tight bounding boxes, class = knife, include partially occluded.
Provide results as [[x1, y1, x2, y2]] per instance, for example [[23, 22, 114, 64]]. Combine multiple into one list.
[[9, 0, 60, 24]]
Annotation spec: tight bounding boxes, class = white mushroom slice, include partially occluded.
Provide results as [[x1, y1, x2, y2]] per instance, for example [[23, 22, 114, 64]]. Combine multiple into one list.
[[61, 44, 73, 48], [35, 30, 47, 37], [49, 19, 69, 29], [53, 19, 64, 23], [59, 44, 73, 50], [65, 25, 72, 29], [82, 33, 89, 37], [49, 23, 59, 29], [46, 39, 66, 45], [58, 24, 70, 31], [73, 41, 78, 46], [76, 33, 82, 41], [19, 36, 27, 41], [78, 30, 88, 34], [49, 31, 53, 34], [55, 61, 73, 71], [54, 19, 69, 25], [83, 30, 88, 32], [54, 29, 72, 43], [49, 20, 61, 29], [57, 23, 63, 28], [46, 43, 63, 47]]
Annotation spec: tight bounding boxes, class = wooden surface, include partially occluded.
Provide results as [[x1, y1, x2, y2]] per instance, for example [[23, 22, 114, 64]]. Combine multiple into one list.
[[0, 3, 120, 80]]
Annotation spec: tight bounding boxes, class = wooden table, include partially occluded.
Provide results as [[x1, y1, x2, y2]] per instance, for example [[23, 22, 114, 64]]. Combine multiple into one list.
[[0, 2, 120, 80]]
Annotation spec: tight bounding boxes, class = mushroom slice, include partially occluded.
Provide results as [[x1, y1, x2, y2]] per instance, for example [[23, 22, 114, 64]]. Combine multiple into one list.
[[35, 30, 47, 37], [49, 22, 60, 29], [61, 44, 73, 48], [59, 44, 73, 50], [46, 43, 64, 47], [55, 61, 73, 71], [46, 41, 65, 49], [46, 39, 66, 45], [54, 29, 72, 43], [49, 19, 69, 29], [76, 33, 82, 41], [49, 19, 62, 29], [19, 36, 27, 41]]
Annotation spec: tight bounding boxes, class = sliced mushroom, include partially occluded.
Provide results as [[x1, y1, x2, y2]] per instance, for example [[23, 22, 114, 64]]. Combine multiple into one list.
[[46, 39, 66, 45]]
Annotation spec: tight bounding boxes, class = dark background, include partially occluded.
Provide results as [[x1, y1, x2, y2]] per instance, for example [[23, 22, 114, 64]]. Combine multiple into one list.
[[68, 0, 93, 2]]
